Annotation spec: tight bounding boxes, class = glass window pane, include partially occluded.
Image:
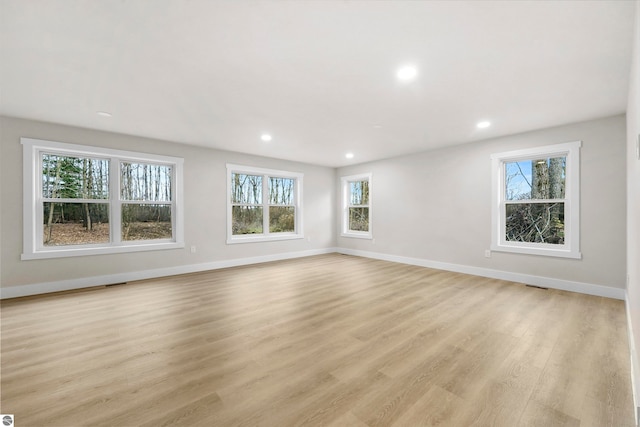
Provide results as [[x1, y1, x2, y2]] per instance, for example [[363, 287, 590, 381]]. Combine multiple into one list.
[[43, 202, 109, 246], [505, 202, 564, 244], [350, 181, 369, 205], [231, 174, 263, 204], [121, 163, 172, 201], [505, 157, 565, 201], [269, 206, 295, 233], [232, 206, 263, 235], [269, 177, 295, 205], [349, 207, 369, 232], [42, 154, 109, 199], [121, 204, 172, 241]]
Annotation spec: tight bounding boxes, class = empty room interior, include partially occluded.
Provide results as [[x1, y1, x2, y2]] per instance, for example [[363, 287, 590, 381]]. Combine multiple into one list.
[[1, 1, 640, 426]]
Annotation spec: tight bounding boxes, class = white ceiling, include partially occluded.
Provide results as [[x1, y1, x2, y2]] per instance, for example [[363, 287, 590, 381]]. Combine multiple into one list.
[[0, 1, 636, 167]]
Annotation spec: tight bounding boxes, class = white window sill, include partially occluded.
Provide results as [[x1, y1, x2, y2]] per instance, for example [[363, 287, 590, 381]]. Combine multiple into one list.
[[341, 232, 373, 240], [227, 234, 304, 244], [22, 241, 184, 260], [490, 243, 581, 259]]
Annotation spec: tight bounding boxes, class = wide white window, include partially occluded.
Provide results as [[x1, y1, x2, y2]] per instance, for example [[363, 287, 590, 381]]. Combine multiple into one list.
[[227, 164, 303, 243], [22, 138, 184, 260], [341, 173, 372, 239], [491, 141, 581, 258]]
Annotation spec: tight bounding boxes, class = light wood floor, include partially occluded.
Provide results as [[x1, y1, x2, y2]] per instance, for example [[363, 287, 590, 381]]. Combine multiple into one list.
[[1, 254, 635, 426]]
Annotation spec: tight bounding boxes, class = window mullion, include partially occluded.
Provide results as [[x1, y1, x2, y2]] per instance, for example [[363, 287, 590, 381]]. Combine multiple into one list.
[[171, 163, 177, 243], [263, 175, 269, 235], [111, 157, 121, 245], [344, 184, 349, 234], [35, 149, 44, 251]]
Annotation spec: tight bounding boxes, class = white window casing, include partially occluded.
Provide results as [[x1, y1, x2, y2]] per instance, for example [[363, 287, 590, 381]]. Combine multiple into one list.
[[22, 138, 184, 260], [491, 141, 581, 259], [341, 172, 372, 239], [226, 164, 304, 244]]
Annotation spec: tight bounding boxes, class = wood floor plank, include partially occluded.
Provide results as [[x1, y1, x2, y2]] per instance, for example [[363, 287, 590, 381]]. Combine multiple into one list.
[[390, 384, 466, 427], [0, 253, 635, 426], [326, 411, 369, 427], [454, 357, 542, 426], [518, 400, 581, 427]]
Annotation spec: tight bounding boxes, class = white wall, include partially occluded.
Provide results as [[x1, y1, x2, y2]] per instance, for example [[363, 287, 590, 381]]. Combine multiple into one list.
[[0, 116, 337, 296], [0, 114, 629, 300], [337, 115, 627, 297], [626, 1, 640, 421]]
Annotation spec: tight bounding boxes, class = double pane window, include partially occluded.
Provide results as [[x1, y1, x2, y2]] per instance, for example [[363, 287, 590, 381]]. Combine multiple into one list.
[[22, 138, 184, 259], [491, 142, 581, 258], [341, 173, 372, 239], [227, 165, 303, 243], [504, 157, 566, 244]]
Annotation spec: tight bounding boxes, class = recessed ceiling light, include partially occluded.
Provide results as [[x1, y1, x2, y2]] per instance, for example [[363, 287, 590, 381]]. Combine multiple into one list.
[[477, 121, 491, 129], [345, 152, 354, 159], [96, 111, 112, 117], [396, 65, 418, 81], [260, 134, 272, 142]]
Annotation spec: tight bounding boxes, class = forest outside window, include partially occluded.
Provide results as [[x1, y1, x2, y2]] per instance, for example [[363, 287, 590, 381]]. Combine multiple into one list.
[[22, 138, 184, 259], [491, 141, 581, 258], [341, 173, 372, 239], [227, 164, 303, 243]]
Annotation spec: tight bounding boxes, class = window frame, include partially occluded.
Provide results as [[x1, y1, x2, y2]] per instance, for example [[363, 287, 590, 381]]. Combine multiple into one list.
[[490, 141, 581, 259], [341, 172, 372, 239], [22, 138, 184, 260], [226, 164, 304, 244]]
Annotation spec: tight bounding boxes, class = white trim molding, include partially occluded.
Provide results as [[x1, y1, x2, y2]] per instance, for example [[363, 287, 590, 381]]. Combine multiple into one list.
[[627, 293, 640, 426], [491, 141, 582, 259], [0, 248, 337, 299], [341, 172, 373, 239], [4, 247, 625, 301], [336, 248, 625, 300]]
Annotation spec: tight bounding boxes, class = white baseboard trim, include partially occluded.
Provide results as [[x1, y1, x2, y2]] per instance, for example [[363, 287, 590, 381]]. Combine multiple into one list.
[[626, 293, 640, 426], [336, 248, 626, 300], [2, 246, 626, 302], [0, 248, 338, 299]]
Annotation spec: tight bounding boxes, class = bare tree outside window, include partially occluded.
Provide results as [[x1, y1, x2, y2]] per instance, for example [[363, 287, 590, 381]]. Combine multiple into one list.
[[229, 168, 301, 240], [230, 174, 297, 235], [231, 173, 264, 234], [491, 141, 580, 258], [504, 157, 566, 244], [348, 180, 369, 232], [269, 177, 295, 233], [120, 162, 173, 241], [41, 153, 109, 246], [24, 138, 184, 259]]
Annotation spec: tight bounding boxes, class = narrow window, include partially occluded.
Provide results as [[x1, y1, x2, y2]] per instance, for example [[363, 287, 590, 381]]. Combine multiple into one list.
[[231, 173, 264, 235], [269, 177, 296, 233], [120, 162, 173, 241], [341, 173, 372, 239]]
